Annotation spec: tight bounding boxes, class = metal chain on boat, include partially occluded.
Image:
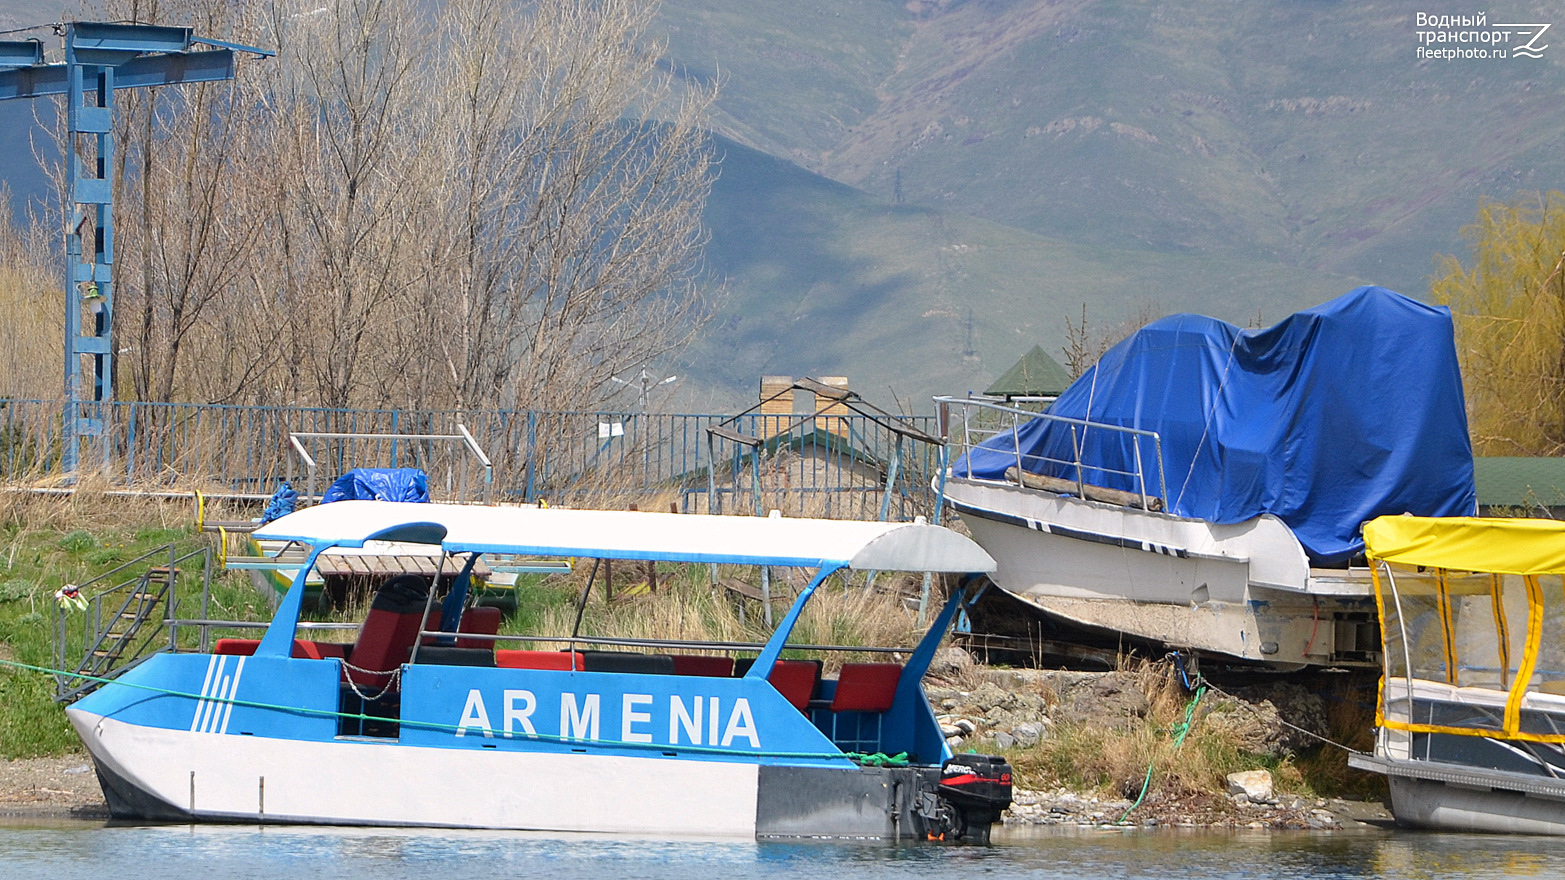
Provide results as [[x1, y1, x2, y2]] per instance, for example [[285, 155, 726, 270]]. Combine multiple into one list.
[[339, 663, 401, 703]]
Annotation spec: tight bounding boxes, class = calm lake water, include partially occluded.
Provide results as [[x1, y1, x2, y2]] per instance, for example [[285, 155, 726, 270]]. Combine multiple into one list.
[[3, 822, 1564, 880]]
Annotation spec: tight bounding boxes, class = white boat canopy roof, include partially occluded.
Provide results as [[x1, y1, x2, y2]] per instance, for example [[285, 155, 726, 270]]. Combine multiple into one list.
[[253, 501, 996, 573]]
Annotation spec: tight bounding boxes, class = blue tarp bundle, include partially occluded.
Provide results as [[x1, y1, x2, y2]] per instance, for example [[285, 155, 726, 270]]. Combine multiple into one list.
[[258, 481, 298, 525], [955, 287, 1477, 565], [320, 468, 430, 504]]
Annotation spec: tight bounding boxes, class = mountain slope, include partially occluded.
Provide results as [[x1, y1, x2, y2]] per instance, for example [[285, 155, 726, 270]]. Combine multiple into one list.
[[661, 0, 1565, 297], [684, 135, 1366, 409]]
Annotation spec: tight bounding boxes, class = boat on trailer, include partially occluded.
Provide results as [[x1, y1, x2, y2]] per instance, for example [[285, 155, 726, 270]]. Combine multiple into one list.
[[936, 287, 1477, 669], [1349, 515, 1565, 834], [67, 501, 1013, 840]]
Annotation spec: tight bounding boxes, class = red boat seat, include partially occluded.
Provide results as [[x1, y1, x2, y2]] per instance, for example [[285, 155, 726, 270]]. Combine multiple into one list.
[[828, 663, 902, 713], [213, 638, 349, 660], [670, 655, 735, 677], [213, 638, 259, 655], [294, 640, 350, 661], [346, 575, 432, 689], [494, 650, 584, 670], [455, 605, 502, 650], [766, 659, 822, 711]]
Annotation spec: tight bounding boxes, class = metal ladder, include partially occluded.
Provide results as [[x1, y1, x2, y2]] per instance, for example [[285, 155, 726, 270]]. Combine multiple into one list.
[[78, 567, 172, 677], [54, 561, 181, 704]]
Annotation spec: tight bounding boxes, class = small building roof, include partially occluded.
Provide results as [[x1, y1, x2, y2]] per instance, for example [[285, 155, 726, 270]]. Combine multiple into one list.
[[1473, 457, 1565, 510], [986, 345, 1073, 398]]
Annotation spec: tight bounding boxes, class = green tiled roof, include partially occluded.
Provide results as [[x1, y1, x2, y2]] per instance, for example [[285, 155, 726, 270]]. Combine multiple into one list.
[[1473, 457, 1565, 509], [986, 345, 1073, 398]]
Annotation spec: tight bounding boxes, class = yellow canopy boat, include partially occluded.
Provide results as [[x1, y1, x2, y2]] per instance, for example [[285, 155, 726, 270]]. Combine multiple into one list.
[[1350, 515, 1565, 833]]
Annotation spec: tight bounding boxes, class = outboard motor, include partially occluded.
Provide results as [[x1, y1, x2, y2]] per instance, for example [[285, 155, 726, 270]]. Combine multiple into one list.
[[914, 755, 1013, 842]]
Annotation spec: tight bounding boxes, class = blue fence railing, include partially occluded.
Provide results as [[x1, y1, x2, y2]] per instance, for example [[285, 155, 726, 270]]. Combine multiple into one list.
[[0, 400, 943, 521]]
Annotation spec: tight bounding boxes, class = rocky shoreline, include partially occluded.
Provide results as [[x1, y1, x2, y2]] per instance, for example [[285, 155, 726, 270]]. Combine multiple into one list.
[[1002, 786, 1390, 830], [924, 649, 1392, 831]]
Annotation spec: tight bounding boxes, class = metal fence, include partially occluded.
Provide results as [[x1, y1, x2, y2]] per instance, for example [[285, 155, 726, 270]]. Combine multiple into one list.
[[0, 399, 944, 521]]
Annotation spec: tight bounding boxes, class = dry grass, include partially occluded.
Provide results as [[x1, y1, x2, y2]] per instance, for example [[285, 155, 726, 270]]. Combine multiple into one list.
[[0, 478, 198, 535], [1289, 675, 1387, 800], [0, 220, 60, 400], [1004, 659, 1281, 801]]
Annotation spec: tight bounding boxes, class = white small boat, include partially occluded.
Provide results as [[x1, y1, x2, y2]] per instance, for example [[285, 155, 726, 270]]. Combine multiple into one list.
[[1349, 515, 1565, 834], [67, 501, 1012, 840]]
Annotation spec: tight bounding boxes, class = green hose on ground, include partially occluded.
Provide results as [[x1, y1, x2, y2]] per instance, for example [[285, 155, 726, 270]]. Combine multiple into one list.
[[1115, 684, 1206, 825]]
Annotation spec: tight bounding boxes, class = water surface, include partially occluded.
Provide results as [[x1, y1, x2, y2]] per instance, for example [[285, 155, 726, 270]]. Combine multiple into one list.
[[2, 821, 1562, 880]]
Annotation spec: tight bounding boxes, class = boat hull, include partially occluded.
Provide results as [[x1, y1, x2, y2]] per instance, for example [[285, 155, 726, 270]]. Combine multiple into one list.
[[945, 477, 1378, 667], [1350, 750, 1565, 835], [1352, 684, 1565, 834], [1389, 776, 1565, 834], [72, 708, 761, 833], [71, 707, 938, 837]]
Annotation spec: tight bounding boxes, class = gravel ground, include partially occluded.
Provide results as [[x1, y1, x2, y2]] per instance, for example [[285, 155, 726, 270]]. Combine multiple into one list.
[[0, 754, 108, 819], [1003, 786, 1393, 830]]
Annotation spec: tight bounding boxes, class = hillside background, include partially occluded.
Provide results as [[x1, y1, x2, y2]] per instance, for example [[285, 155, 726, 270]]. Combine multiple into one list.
[[665, 0, 1565, 411], [5, 1, 1564, 412]]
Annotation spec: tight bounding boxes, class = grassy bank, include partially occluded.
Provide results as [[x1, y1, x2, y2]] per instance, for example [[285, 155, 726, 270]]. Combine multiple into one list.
[[0, 487, 270, 758]]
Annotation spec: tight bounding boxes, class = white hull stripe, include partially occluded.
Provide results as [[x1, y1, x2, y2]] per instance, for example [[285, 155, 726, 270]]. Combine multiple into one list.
[[190, 654, 244, 734], [76, 711, 760, 834], [949, 499, 1192, 559]]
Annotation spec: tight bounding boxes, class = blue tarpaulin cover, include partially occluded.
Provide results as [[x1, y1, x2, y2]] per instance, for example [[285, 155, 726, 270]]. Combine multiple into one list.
[[258, 481, 298, 525], [320, 468, 430, 505], [955, 287, 1477, 565]]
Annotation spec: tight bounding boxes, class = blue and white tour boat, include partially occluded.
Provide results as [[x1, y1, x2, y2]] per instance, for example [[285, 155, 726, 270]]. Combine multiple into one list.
[[67, 501, 1012, 840]]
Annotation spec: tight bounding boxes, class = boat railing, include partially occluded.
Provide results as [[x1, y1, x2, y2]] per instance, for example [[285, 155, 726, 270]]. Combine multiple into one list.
[[933, 396, 1167, 511], [415, 630, 911, 655], [288, 426, 494, 504]]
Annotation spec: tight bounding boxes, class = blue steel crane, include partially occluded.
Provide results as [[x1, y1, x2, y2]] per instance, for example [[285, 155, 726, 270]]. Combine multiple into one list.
[[0, 22, 271, 473]]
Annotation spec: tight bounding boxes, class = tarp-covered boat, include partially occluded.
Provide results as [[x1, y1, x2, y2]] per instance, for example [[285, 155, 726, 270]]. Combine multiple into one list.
[[940, 287, 1477, 667]]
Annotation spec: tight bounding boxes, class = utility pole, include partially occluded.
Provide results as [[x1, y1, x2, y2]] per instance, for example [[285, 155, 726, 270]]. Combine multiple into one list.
[[611, 368, 677, 413], [0, 22, 271, 474]]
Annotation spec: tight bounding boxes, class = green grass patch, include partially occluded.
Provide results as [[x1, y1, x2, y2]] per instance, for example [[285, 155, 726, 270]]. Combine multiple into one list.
[[0, 490, 248, 758]]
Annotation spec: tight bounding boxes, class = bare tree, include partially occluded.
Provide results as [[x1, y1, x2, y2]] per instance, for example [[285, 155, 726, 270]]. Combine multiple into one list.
[[70, 0, 715, 413], [88, 0, 275, 404], [410, 0, 717, 413], [1062, 300, 1164, 379]]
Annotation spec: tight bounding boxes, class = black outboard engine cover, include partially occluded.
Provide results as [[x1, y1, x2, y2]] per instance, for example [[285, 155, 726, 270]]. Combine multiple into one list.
[[936, 755, 1012, 843]]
